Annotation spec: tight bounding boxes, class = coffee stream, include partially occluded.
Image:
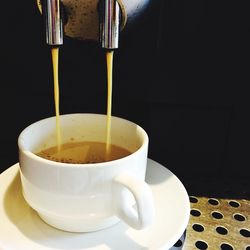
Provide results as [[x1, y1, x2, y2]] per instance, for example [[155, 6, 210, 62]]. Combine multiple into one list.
[[105, 50, 114, 158], [50, 48, 114, 158], [51, 47, 62, 151]]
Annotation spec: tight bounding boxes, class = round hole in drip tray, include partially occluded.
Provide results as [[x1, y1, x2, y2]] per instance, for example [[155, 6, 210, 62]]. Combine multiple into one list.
[[228, 200, 240, 208], [190, 196, 198, 203], [220, 243, 234, 250], [195, 241, 208, 250], [191, 209, 201, 217], [192, 224, 205, 232], [208, 198, 219, 205], [233, 213, 246, 222], [212, 211, 223, 219], [216, 226, 228, 235], [240, 229, 250, 237]]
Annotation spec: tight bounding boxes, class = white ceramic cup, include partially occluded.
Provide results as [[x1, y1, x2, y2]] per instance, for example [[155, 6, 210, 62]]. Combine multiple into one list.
[[18, 113, 154, 232]]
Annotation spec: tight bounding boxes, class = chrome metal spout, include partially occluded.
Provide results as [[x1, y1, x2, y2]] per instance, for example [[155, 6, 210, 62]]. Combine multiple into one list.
[[100, 0, 120, 49], [42, 0, 64, 46]]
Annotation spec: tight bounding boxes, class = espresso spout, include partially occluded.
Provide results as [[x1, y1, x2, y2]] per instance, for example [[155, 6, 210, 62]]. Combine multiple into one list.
[[42, 0, 64, 46], [100, 0, 120, 49]]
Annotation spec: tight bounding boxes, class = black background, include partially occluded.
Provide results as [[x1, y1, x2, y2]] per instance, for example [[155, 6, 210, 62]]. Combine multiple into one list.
[[1, 1, 249, 198]]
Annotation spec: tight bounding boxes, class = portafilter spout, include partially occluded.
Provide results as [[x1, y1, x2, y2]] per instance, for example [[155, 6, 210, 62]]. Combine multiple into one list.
[[41, 0, 64, 46], [99, 0, 121, 50]]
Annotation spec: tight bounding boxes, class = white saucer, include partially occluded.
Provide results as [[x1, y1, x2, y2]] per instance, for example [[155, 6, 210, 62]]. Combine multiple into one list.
[[0, 159, 190, 250]]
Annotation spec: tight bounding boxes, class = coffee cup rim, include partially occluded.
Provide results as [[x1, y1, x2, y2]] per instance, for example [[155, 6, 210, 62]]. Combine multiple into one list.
[[18, 113, 149, 168]]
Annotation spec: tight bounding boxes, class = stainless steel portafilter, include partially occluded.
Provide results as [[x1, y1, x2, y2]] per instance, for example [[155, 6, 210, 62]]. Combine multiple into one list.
[[37, 0, 152, 46]]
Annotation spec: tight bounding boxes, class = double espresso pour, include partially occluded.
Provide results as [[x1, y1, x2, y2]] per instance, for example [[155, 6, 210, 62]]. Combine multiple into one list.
[[36, 48, 129, 164]]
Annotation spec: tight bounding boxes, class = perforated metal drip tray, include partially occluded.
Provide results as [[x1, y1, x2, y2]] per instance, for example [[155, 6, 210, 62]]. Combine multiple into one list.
[[171, 197, 250, 250]]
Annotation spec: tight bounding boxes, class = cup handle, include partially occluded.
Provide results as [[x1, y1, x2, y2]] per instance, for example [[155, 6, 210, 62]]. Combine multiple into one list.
[[112, 174, 155, 230]]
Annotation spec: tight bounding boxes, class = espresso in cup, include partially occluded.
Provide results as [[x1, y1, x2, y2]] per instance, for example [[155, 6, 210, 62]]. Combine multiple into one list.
[[36, 141, 132, 164]]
